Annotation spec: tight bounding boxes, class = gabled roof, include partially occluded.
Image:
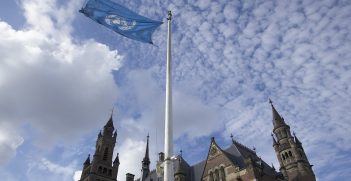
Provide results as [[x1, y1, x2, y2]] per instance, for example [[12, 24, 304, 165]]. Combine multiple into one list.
[[222, 142, 245, 168], [230, 140, 279, 177], [140, 138, 279, 181], [190, 160, 206, 181]]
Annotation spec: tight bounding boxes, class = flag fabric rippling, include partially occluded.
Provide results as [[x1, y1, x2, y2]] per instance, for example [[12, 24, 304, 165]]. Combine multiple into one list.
[[80, 0, 163, 44]]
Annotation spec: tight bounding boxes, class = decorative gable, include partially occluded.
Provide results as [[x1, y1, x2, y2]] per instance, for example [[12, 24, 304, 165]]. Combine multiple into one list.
[[201, 138, 240, 181]]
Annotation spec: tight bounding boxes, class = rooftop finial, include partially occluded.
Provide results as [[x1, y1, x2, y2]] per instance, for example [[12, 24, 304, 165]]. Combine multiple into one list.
[[84, 154, 91, 165], [230, 133, 235, 143], [180, 149, 183, 157], [111, 106, 115, 116], [269, 98, 273, 106], [167, 10, 172, 20], [271, 163, 275, 170]]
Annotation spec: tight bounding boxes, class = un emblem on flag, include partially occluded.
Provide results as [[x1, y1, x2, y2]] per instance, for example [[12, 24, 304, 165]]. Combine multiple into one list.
[[105, 15, 136, 31]]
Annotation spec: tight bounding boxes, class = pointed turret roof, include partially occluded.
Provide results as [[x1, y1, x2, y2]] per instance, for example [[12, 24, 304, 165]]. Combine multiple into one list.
[[84, 154, 90, 165], [294, 132, 302, 146], [104, 114, 114, 129], [269, 99, 286, 128], [143, 134, 150, 164], [113, 153, 120, 164]]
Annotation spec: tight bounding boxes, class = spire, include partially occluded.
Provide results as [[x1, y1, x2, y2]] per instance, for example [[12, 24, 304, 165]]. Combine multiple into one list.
[[269, 99, 286, 128], [84, 154, 90, 165], [141, 134, 150, 181], [98, 130, 102, 137], [105, 110, 115, 129], [103, 108, 115, 136], [143, 134, 150, 163], [113, 153, 120, 165], [293, 132, 302, 146], [271, 133, 278, 146]]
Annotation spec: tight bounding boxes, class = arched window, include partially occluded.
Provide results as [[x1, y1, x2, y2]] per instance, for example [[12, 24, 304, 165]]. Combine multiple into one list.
[[285, 152, 289, 158], [215, 169, 220, 181], [210, 171, 214, 181], [98, 166, 102, 173], [289, 151, 293, 157], [109, 169, 112, 176], [103, 147, 109, 161], [282, 154, 285, 160], [103, 168, 107, 174], [220, 167, 226, 181]]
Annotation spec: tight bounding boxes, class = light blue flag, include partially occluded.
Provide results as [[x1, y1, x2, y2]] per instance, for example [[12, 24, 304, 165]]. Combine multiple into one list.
[[80, 0, 163, 44]]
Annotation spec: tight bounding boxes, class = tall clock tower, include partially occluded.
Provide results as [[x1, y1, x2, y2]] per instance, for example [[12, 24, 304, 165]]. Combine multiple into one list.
[[270, 100, 316, 181], [79, 115, 120, 181]]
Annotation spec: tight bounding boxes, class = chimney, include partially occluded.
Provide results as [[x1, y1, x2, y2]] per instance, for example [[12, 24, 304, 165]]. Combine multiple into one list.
[[158, 152, 165, 161], [126, 173, 135, 181]]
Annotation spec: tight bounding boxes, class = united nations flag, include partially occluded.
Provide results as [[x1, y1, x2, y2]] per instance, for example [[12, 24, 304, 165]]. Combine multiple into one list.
[[80, 0, 163, 44]]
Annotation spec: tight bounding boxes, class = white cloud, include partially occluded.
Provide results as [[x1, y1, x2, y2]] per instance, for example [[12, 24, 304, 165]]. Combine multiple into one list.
[[112, 0, 351, 180], [26, 157, 78, 181], [1, 0, 351, 180], [0, 122, 24, 165], [73, 170, 82, 181], [117, 138, 145, 181], [0, 0, 122, 167]]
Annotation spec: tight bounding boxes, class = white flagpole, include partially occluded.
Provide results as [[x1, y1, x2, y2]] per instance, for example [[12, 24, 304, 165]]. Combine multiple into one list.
[[164, 10, 173, 181]]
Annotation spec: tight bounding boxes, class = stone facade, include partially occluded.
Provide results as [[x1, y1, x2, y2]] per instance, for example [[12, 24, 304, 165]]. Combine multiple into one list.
[[270, 100, 316, 181], [79, 101, 316, 181], [79, 116, 119, 181]]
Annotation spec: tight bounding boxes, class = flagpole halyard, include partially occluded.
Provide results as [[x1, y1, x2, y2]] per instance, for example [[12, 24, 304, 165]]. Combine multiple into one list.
[[164, 10, 173, 181]]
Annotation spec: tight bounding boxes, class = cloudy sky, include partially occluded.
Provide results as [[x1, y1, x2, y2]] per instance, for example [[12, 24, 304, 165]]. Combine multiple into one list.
[[0, 0, 350, 180]]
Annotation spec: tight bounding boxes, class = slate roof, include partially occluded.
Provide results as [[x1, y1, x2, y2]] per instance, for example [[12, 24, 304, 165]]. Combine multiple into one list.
[[140, 141, 279, 181]]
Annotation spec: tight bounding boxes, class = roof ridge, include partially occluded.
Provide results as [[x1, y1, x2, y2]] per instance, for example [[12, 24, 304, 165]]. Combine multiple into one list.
[[232, 139, 256, 155]]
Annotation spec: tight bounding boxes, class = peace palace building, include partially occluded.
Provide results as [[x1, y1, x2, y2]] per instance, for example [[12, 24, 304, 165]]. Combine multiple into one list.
[[78, 101, 316, 181]]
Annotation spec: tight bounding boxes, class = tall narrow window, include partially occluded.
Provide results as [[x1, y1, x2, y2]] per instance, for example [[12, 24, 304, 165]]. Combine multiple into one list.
[[215, 169, 220, 181], [103, 147, 109, 160], [289, 151, 293, 157], [210, 171, 214, 181], [220, 167, 226, 181]]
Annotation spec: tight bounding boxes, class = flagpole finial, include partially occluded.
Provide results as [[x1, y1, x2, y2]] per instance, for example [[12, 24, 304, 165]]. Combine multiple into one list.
[[167, 10, 172, 20]]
